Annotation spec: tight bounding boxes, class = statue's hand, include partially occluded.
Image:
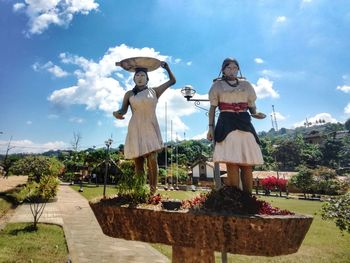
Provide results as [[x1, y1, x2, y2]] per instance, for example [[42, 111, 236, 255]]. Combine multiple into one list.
[[160, 61, 169, 69], [113, 111, 125, 120], [207, 127, 214, 141], [251, 112, 266, 119]]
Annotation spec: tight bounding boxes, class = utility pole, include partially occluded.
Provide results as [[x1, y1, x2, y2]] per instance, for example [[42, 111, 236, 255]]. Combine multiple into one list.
[[103, 138, 113, 198], [272, 105, 278, 132]]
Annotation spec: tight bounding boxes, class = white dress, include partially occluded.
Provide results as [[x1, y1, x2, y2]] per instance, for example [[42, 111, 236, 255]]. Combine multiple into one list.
[[209, 79, 264, 165], [124, 88, 163, 159]]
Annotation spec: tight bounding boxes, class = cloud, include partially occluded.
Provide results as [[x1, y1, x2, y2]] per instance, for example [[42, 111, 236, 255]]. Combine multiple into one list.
[[192, 130, 208, 140], [97, 120, 102, 126], [13, 3, 25, 11], [0, 139, 68, 154], [271, 111, 286, 121], [276, 16, 287, 23], [186, 61, 192, 66], [252, 77, 279, 99], [174, 58, 181, 64], [13, 0, 99, 35], [293, 113, 338, 128], [254, 58, 264, 64], [33, 61, 68, 77], [26, 120, 32, 125], [48, 44, 201, 136], [337, 85, 350, 93], [345, 103, 350, 114]]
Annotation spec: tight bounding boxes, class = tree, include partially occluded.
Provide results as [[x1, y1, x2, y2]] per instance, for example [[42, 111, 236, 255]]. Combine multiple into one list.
[[300, 143, 323, 168], [345, 118, 350, 131], [320, 138, 344, 168], [274, 138, 302, 170], [25, 176, 59, 229], [9, 156, 64, 182], [290, 166, 314, 198], [71, 132, 82, 152]]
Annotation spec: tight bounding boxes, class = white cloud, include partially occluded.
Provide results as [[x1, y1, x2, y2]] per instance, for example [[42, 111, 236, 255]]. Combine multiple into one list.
[[47, 44, 210, 138], [271, 112, 286, 121], [276, 16, 286, 23], [32, 61, 68, 77], [0, 139, 68, 154], [345, 103, 350, 114], [97, 120, 102, 126], [253, 77, 279, 99], [293, 113, 337, 128], [260, 69, 281, 78], [254, 58, 264, 64], [336, 85, 350, 93], [192, 130, 208, 140], [13, 2, 25, 11], [174, 58, 181, 64], [186, 61, 192, 66], [26, 120, 32, 125], [13, 0, 99, 35]]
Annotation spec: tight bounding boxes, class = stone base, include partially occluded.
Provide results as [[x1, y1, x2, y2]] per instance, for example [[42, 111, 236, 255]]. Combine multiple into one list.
[[90, 202, 313, 257], [172, 246, 214, 263]]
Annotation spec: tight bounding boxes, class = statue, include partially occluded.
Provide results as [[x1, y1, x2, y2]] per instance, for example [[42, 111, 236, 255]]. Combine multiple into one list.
[[207, 57, 265, 193], [114, 57, 176, 194]]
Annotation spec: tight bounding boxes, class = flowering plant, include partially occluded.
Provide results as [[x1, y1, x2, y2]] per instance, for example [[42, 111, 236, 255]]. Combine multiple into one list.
[[261, 176, 288, 191]]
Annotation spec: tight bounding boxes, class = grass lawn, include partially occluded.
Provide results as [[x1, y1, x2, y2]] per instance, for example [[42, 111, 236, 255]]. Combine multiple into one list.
[[0, 223, 69, 263], [0, 198, 12, 218], [72, 185, 350, 263]]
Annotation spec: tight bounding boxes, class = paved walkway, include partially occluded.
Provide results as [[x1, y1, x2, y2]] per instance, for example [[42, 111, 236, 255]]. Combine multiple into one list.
[[9, 184, 169, 263]]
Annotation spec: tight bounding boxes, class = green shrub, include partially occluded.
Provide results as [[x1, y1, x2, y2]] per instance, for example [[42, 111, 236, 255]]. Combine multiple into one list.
[[321, 192, 350, 234], [116, 161, 149, 204], [14, 176, 59, 203]]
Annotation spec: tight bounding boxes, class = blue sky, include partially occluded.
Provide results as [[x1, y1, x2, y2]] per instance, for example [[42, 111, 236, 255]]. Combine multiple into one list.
[[1, 0, 350, 154]]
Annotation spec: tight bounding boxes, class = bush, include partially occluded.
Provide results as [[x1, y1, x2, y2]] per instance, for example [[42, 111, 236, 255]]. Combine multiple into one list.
[[116, 160, 149, 205], [14, 176, 59, 203], [9, 156, 64, 182], [321, 192, 350, 234], [261, 176, 288, 193]]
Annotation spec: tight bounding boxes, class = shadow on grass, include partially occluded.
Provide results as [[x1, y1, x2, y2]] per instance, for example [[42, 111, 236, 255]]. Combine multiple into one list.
[[8, 224, 37, 235], [0, 184, 27, 207]]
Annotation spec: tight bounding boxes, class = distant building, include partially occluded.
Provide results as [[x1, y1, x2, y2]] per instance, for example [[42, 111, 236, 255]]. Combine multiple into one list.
[[303, 130, 324, 144], [190, 155, 226, 185], [328, 130, 350, 140]]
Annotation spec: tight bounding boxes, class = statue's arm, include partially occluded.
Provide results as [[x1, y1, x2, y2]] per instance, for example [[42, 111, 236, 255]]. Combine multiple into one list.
[[154, 62, 176, 98], [113, 90, 132, 119], [207, 105, 217, 141]]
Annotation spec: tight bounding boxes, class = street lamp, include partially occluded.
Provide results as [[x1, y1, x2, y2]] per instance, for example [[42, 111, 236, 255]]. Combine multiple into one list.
[[103, 138, 113, 198], [181, 84, 226, 263], [181, 85, 211, 112], [180, 85, 222, 189]]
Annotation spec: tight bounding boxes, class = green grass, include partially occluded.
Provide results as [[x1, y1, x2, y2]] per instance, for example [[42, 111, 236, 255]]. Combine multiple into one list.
[[70, 183, 204, 201], [0, 223, 69, 263], [0, 198, 12, 218], [73, 185, 350, 263], [70, 183, 120, 201]]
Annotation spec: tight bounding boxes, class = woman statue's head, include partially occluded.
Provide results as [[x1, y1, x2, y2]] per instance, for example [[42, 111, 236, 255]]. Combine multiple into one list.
[[221, 58, 240, 79], [133, 68, 149, 87]]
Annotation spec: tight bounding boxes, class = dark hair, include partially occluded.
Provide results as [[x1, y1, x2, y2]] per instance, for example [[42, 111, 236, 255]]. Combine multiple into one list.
[[221, 58, 240, 71], [134, 68, 149, 81]]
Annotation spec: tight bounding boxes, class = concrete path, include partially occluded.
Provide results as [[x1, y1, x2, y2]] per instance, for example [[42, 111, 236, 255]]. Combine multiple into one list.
[[9, 184, 169, 263]]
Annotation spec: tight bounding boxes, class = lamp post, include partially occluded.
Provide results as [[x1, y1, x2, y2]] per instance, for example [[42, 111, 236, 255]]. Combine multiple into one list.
[[180, 85, 222, 189], [103, 138, 113, 198], [181, 84, 225, 263]]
